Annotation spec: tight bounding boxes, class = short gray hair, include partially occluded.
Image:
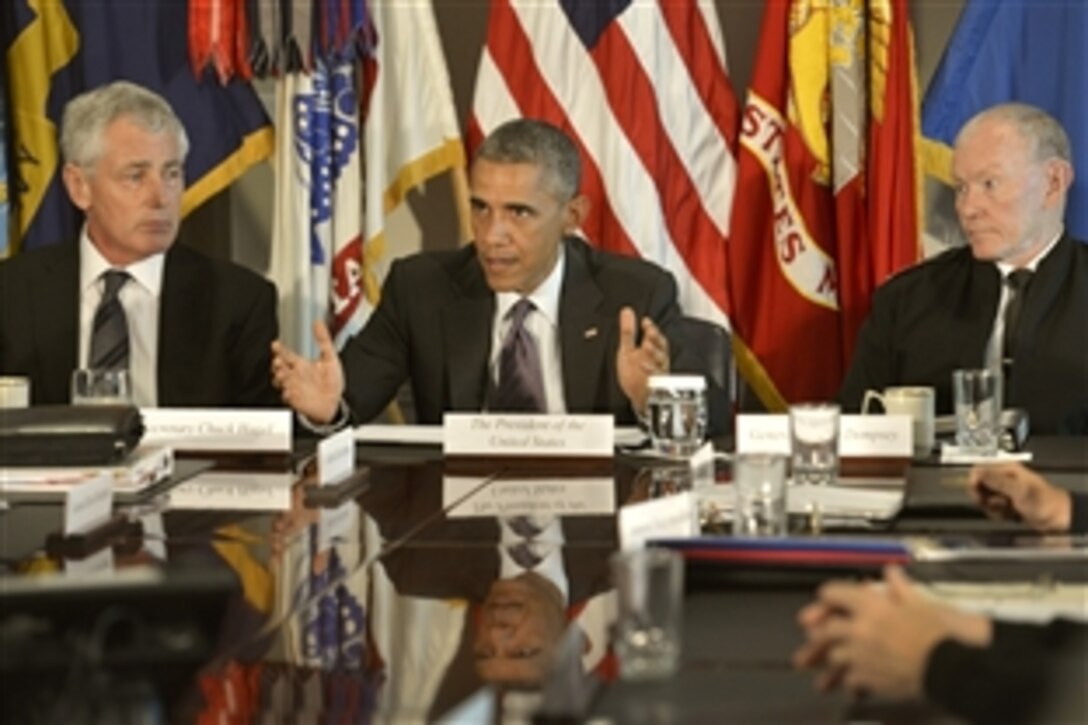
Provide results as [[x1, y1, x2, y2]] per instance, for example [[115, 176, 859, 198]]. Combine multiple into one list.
[[959, 103, 1072, 166], [474, 119, 581, 200], [60, 80, 190, 169]]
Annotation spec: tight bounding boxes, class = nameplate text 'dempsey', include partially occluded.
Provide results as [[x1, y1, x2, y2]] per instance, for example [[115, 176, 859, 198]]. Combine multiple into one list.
[[736, 414, 912, 457], [442, 414, 613, 457], [141, 408, 292, 452]]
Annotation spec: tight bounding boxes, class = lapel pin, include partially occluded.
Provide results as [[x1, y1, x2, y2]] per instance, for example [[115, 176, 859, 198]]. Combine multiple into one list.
[[584, 327, 598, 339]]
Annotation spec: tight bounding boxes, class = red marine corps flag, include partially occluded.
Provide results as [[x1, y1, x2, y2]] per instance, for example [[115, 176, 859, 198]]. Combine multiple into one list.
[[727, 0, 921, 409]]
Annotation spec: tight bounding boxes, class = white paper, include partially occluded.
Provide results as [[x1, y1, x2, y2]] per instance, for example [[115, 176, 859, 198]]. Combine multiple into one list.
[[619, 491, 699, 551], [355, 424, 443, 445], [940, 444, 1033, 465], [923, 582, 1088, 624], [444, 476, 616, 517], [64, 474, 113, 535]]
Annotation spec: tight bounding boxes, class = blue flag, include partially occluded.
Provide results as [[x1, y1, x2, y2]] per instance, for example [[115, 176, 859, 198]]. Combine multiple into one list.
[[1, 0, 272, 254], [921, 0, 1088, 241]]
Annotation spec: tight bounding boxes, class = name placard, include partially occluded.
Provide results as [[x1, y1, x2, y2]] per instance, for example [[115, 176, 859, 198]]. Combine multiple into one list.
[[64, 474, 113, 535], [736, 414, 912, 457], [443, 414, 613, 457], [444, 476, 616, 517], [619, 491, 699, 551], [141, 408, 292, 452], [318, 428, 356, 485]]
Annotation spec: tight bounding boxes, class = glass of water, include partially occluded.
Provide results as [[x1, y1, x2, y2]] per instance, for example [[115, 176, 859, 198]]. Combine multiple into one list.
[[646, 374, 707, 458], [733, 453, 789, 536], [953, 369, 1002, 456], [71, 369, 132, 406], [789, 402, 840, 487], [610, 547, 684, 680]]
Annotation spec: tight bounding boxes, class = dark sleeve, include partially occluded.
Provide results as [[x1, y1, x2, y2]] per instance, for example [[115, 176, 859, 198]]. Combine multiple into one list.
[[338, 260, 412, 424], [837, 282, 899, 412], [1071, 492, 1088, 535], [923, 619, 1083, 724], [230, 275, 282, 407]]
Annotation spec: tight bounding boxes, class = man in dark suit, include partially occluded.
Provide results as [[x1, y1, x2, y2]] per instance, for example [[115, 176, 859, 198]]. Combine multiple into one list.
[[0, 81, 279, 408], [839, 103, 1087, 434], [273, 119, 716, 427]]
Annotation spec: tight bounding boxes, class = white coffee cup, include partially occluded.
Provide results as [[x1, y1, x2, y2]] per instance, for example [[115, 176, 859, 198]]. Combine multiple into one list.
[[0, 376, 31, 408], [862, 386, 936, 456]]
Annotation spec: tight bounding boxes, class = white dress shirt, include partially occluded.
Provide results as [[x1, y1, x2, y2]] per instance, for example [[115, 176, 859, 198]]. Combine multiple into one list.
[[985, 229, 1063, 373], [79, 230, 165, 407], [490, 247, 567, 413]]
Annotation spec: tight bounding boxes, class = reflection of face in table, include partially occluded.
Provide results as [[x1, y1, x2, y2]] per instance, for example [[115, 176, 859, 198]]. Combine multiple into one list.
[[473, 572, 571, 687]]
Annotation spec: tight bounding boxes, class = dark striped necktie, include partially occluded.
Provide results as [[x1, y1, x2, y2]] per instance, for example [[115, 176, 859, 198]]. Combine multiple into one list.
[[1002, 269, 1034, 367], [492, 298, 546, 412], [89, 269, 131, 371]]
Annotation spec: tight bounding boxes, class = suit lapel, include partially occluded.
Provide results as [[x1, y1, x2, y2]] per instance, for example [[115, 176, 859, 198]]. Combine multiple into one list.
[[158, 246, 207, 406], [559, 242, 608, 412], [444, 255, 494, 410], [958, 258, 1001, 369], [36, 245, 80, 402]]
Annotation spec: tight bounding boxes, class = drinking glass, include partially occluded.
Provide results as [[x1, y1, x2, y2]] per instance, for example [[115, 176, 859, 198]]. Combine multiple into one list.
[[610, 548, 684, 680], [71, 369, 132, 406], [733, 453, 789, 536], [789, 403, 840, 487], [953, 369, 1001, 456], [646, 374, 707, 458]]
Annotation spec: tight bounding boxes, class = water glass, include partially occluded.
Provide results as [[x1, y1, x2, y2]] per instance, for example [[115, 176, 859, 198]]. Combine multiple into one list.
[[646, 374, 707, 458], [789, 402, 840, 486], [733, 453, 789, 536], [953, 369, 1001, 456], [71, 369, 132, 406], [610, 547, 684, 680]]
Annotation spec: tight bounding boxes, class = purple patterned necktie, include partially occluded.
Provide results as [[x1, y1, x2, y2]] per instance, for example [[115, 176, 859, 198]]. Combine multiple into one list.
[[492, 298, 546, 412]]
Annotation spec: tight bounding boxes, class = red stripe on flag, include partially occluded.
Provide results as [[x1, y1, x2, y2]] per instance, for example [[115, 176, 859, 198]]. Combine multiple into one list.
[[590, 19, 728, 311], [657, 0, 739, 148], [478, 0, 639, 259]]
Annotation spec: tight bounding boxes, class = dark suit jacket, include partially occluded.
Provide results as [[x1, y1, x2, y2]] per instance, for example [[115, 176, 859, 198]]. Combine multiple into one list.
[[839, 235, 1088, 435], [340, 236, 713, 427], [0, 241, 280, 407]]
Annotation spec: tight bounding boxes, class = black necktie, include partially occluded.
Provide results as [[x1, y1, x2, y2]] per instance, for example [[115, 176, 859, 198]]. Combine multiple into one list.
[[491, 298, 546, 412], [89, 270, 131, 370], [1002, 269, 1033, 367]]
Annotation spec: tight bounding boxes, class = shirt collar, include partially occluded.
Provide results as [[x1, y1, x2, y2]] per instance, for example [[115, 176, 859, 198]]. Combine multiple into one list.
[[996, 227, 1063, 278], [495, 245, 565, 326], [79, 226, 166, 297]]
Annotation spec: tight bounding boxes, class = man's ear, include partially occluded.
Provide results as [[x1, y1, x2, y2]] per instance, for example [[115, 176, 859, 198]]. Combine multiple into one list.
[[563, 194, 591, 233], [1043, 158, 1074, 209], [62, 163, 92, 211]]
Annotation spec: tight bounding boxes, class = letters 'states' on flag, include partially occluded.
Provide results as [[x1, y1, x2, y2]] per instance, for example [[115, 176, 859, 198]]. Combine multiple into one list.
[[470, 0, 739, 327], [921, 0, 1088, 242], [727, 0, 921, 409], [2, 0, 272, 254], [269, 1, 464, 356]]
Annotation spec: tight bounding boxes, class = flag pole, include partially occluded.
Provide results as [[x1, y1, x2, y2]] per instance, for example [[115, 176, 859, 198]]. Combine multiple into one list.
[[451, 163, 473, 245]]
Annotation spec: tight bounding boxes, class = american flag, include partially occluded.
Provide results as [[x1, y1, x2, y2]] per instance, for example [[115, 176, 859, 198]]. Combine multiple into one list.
[[468, 0, 739, 329]]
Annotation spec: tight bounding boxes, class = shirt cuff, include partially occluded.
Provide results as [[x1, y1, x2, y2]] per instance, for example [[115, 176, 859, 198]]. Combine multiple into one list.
[[296, 399, 351, 436]]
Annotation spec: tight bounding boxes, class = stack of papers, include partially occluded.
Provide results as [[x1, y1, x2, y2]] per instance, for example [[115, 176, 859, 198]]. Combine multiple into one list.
[[0, 445, 174, 498]]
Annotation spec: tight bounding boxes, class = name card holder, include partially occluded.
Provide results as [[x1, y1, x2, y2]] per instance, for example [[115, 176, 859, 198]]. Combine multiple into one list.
[[442, 414, 614, 475], [141, 409, 293, 471]]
